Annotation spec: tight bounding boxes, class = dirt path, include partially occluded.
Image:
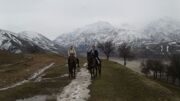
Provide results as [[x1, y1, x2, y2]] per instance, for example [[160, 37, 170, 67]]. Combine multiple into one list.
[[0, 63, 54, 91], [57, 64, 91, 101]]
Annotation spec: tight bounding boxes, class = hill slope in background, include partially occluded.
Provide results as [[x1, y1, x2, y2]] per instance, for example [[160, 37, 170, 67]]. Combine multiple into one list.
[[0, 29, 34, 53], [143, 18, 180, 42], [0, 29, 63, 54], [18, 31, 59, 53], [54, 21, 141, 47], [55, 18, 180, 51]]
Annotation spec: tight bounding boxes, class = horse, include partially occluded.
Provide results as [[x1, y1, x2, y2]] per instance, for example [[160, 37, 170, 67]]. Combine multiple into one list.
[[68, 55, 79, 78], [87, 52, 101, 78]]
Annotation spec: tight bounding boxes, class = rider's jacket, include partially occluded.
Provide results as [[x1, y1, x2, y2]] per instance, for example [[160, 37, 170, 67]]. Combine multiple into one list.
[[68, 48, 77, 57], [90, 49, 101, 64], [90, 49, 99, 58]]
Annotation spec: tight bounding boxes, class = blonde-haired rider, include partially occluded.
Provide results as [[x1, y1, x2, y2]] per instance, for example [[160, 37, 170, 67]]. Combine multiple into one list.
[[68, 46, 79, 67], [68, 46, 77, 58]]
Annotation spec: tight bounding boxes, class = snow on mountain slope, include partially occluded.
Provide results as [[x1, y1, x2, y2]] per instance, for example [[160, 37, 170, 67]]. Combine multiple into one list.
[[0, 29, 60, 54], [54, 21, 140, 47], [18, 31, 58, 53], [0, 29, 23, 53], [55, 18, 180, 50], [143, 18, 180, 42]]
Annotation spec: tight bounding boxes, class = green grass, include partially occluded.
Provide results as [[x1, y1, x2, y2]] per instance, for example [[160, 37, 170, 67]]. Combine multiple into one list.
[[89, 60, 180, 101], [0, 56, 87, 101], [43, 64, 67, 78], [155, 80, 180, 101], [0, 64, 71, 101], [0, 53, 69, 101], [0, 50, 25, 65], [0, 53, 66, 88]]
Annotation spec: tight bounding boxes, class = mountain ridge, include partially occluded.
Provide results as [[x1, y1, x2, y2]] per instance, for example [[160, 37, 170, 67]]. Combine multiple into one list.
[[0, 29, 62, 54]]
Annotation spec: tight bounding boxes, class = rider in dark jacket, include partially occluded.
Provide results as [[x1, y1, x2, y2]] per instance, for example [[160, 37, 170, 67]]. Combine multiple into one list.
[[89, 45, 101, 64]]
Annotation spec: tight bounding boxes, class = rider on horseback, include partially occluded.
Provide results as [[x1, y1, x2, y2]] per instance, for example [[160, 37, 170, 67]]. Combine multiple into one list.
[[68, 45, 79, 67], [87, 45, 102, 78], [89, 45, 101, 64], [67, 45, 79, 78], [68, 45, 77, 58]]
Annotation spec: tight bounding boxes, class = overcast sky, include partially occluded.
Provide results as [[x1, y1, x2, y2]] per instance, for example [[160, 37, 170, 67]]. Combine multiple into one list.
[[0, 0, 180, 39]]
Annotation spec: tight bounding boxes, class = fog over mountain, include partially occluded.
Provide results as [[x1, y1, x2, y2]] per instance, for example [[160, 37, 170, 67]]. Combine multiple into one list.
[[1, 17, 180, 56], [0, 0, 180, 39], [54, 18, 180, 47]]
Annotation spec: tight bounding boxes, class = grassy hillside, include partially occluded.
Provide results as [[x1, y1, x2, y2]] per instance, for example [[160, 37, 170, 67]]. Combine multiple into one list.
[[0, 63, 70, 101], [0, 52, 85, 101], [0, 52, 65, 88], [89, 60, 180, 101], [0, 50, 24, 65], [0, 53, 67, 101]]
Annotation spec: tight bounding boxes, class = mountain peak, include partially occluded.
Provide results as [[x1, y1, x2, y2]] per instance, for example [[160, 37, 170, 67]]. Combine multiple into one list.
[[90, 21, 112, 26], [18, 31, 43, 39], [85, 21, 114, 29]]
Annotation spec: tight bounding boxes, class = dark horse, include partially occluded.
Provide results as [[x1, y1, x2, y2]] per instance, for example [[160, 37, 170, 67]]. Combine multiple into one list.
[[87, 52, 101, 79], [68, 55, 79, 78]]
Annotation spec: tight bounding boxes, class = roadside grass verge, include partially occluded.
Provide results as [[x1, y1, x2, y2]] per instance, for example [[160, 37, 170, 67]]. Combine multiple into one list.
[[89, 60, 180, 101], [0, 59, 69, 101], [0, 55, 87, 101], [0, 77, 70, 101], [0, 53, 65, 88]]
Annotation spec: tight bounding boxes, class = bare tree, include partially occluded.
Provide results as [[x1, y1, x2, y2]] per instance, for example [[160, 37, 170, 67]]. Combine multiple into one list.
[[141, 61, 150, 77], [168, 54, 180, 84], [146, 59, 164, 79], [118, 42, 132, 66], [97, 40, 115, 60]]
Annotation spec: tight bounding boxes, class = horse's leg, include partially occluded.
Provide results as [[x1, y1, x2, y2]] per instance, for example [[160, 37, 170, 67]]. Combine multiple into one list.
[[68, 66, 71, 78], [92, 66, 95, 78], [71, 67, 74, 78], [76, 58, 80, 67], [98, 64, 101, 76], [95, 65, 98, 77], [74, 65, 76, 78], [90, 67, 93, 79], [70, 66, 73, 78]]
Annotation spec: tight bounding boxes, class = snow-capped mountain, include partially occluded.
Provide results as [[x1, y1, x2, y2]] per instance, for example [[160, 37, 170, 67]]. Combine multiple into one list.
[[0, 29, 27, 53], [55, 18, 180, 51], [143, 18, 180, 42], [55, 21, 116, 46], [0, 29, 61, 54], [18, 31, 58, 53], [54, 21, 140, 48]]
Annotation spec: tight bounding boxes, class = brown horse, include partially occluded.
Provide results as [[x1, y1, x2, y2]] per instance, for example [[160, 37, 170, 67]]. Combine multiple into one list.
[[68, 55, 79, 78]]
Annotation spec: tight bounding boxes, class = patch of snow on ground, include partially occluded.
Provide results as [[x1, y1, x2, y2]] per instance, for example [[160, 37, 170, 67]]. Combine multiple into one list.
[[15, 49, 22, 54], [57, 66, 91, 101], [28, 63, 54, 80], [16, 95, 47, 101], [83, 63, 88, 67], [61, 74, 69, 77], [0, 63, 54, 91]]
